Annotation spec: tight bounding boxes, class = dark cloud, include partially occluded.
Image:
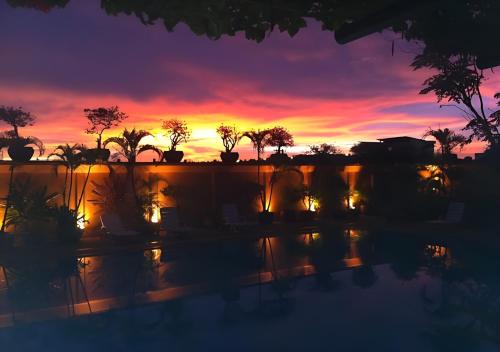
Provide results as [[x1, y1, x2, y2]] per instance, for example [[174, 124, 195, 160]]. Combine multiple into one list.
[[0, 0, 422, 103], [377, 102, 460, 118]]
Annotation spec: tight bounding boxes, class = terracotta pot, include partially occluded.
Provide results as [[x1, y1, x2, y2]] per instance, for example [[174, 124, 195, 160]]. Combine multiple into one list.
[[258, 211, 274, 225], [8, 144, 34, 162], [163, 150, 184, 163], [268, 152, 290, 166], [87, 148, 110, 162], [220, 151, 239, 164]]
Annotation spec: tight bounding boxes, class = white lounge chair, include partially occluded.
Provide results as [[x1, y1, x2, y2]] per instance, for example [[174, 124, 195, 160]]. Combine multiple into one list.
[[222, 204, 241, 227], [429, 202, 465, 224], [160, 207, 190, 236], [222, 204, 253, 230], [100, 213, 139, 237]]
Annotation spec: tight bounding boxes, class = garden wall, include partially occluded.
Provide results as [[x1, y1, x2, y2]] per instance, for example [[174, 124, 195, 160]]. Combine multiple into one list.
[[0, 162, 362, 235]]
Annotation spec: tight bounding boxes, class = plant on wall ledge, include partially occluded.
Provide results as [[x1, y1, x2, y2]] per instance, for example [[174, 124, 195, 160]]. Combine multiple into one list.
[[104, 128, 162, 164], [84, 106, 128, 162], [104, 128, 163, 207], [162, 119, 190, 163], [0, 106, 44, 162], [217, 124, 241, 163], [266, 126, 294, 165]]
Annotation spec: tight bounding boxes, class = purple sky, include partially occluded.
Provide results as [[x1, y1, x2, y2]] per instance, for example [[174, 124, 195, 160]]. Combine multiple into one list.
[[1, 0, 497, 160]]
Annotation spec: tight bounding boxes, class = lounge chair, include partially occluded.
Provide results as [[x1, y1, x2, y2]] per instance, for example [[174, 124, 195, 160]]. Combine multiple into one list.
[[100, 214, 139, 237], [222, 204, 253, 230], [160, 207, 188, 236], [429, 202, 465, 224]]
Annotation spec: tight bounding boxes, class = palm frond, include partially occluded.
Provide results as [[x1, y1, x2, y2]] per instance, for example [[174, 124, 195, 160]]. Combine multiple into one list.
[[137, 144, 162, 159]]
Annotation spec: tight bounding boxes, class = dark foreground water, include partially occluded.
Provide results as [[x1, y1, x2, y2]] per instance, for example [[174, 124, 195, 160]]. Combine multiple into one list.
[[0, 228, 499, 351]]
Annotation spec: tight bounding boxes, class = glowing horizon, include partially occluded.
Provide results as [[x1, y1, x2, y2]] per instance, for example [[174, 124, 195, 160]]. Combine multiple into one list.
[[0, 1, 497, 161]]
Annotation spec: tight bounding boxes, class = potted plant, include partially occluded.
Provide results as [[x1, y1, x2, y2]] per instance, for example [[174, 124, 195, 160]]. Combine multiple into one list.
[[266, 126, 294, 165], [104, 128, 162, 208], [84, 106, 128, 162], [3, 178, 58, 240], [162, 119, 190, 163], [281, 180, 317, 223], [0, 106, 44, 162], [217, 124, 241, 163]]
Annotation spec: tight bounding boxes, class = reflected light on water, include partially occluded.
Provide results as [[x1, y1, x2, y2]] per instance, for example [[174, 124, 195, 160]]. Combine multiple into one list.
[[345, 229, 361, 239], [303, 232, 321, 245], [145, 249, 162, 266], [426, 245, 448, 258]]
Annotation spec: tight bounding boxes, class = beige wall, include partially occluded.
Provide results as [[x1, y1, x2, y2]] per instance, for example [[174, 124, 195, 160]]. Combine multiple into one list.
[[0, 162, 362, 233]]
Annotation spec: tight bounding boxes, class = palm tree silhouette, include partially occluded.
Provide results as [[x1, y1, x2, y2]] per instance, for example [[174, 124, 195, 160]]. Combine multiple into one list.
[[243, 129, 271, 211], [104, 128, 161, 163], [424, 127, 467, 159], [104, 128, 162, 209], [48, 143, 87, 208]]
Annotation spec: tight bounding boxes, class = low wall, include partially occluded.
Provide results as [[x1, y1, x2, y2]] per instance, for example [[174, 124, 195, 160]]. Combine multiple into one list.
[[0, 162, 362, 234]]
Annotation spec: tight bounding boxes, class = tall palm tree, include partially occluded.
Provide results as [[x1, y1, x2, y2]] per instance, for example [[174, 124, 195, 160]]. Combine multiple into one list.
[[424, 127, 467, 159], [243, 129, 271, 211], [104, 128, 162, 209], [48, 143, 87, 207]]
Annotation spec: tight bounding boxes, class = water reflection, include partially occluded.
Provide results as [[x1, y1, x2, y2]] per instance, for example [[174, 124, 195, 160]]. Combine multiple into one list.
[[1, 229, 500, 350]]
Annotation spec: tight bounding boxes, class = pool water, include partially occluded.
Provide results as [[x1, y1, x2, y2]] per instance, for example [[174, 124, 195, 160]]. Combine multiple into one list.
[[0, 228, 499, 351]]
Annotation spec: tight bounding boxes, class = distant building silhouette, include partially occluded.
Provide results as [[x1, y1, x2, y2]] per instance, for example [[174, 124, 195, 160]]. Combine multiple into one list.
[[352, 136, 435, 163]]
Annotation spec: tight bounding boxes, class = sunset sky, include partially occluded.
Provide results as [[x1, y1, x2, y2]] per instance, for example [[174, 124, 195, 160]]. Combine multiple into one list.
[[1, 1, 498, 161]]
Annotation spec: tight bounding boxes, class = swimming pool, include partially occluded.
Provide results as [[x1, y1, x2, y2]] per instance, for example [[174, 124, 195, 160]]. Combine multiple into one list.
[[0, 228, 499, 351]]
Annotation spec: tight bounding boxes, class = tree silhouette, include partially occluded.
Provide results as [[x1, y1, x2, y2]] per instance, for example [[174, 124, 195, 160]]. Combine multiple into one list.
[[267, 126, 294, 154], [104, 128, 162, 212], [84, 106, 128, 150], [243, 129, 271, 211], [0, 106, 44, 158], [162, 119, 190, 151], [413, 54, 500, 147], [216, 124, 241, 153], [0, 106, 36, 138], [424, 127, 467, 158], [309, 143, 338, 155], [48, 143, 87, 206]]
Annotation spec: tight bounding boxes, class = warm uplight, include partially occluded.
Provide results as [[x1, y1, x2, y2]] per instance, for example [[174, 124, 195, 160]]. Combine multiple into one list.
[[77, 214, 87, 230], [345, 192, 359, 210], [305, 195, 320, 212], [150, 206, 160, 223]]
